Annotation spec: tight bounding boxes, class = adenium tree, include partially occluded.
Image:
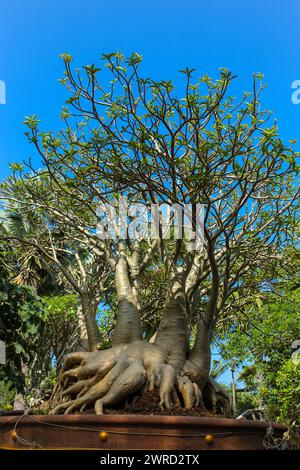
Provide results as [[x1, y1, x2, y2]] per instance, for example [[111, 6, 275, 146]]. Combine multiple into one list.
[[2, 52, 298, 415]]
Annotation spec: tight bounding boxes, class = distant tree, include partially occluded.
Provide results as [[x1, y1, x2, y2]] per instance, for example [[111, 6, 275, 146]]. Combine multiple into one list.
[[0, 242, 45, 391], [1, 200, 110, 351], [221, 253, 300, 424], [28, 294, 79, 391]]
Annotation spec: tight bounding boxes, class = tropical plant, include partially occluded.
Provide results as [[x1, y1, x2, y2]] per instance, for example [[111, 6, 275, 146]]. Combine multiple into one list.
[[1, 52, 298, 415]]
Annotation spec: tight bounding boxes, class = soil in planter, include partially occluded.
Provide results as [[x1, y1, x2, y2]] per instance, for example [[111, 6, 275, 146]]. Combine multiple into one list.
[[104, 390, 225, 417], [16, 390, 226, 417], [120, 391, 220, 417]]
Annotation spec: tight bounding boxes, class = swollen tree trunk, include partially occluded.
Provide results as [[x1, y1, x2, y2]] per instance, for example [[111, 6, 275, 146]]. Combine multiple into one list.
[[185, 232, 220, 388], [112, 256, 142, 346], [187, 310, 212, 386], [80, 293, 102, 352], [76, 300, 89, 352], [50, 242, 230, 415], [155, 268, 188, 371]]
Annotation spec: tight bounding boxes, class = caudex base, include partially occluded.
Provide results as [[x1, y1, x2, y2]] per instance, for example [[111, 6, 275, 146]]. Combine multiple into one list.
[[50, 341, 231, 416]]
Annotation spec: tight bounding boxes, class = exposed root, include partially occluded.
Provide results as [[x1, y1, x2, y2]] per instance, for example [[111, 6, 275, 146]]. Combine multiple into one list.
[[203, 376, 232, 415], [159, 364, 176, 410], [94, 359, 147, 414], [50, 340, 229, 415], [179, 359, 231, 414], [177, 375, 204, 409]]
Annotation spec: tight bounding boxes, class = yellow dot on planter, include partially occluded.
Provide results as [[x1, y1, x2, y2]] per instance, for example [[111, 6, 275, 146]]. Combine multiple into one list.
[[204, 434, 214, 444], [99, 431, 109, 442], [11, 431, 17, 441]]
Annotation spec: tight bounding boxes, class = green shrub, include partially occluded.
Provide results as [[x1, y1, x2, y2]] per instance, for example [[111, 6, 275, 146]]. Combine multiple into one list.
[[0, 380, 16, 410]]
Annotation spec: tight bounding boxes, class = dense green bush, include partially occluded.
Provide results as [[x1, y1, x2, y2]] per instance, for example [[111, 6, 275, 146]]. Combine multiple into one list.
[[0, 380, 16, 410], [270, 360, 300, 425]]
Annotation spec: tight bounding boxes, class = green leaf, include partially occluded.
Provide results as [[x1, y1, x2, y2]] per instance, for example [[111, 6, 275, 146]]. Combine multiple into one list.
[[60, 52, 72, 63]]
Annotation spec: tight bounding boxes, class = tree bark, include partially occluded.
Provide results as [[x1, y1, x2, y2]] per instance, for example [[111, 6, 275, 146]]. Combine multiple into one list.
[[188, 310, 212, 383], [76, 300, 89, 351], [188, 232, 219, 386], [155, 268, 189, 371], [80, 294, 102, 352], [112, 257, 142, 346]]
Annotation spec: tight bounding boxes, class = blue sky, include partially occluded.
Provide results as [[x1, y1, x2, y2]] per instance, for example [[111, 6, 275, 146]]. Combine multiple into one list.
[[0, 0, 299, 385], [1, 0, 300, 182]]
